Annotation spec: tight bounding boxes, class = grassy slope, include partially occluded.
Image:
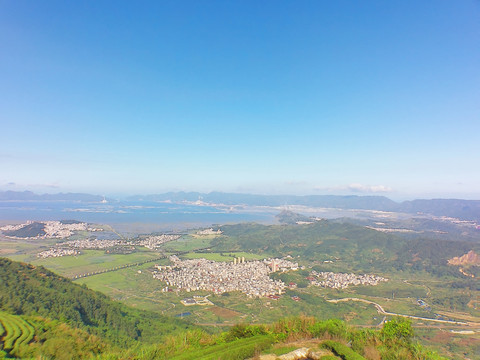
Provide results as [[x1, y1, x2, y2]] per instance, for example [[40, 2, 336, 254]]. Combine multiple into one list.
[[0, 310, 106, 360], [0, 258, 194, 347]]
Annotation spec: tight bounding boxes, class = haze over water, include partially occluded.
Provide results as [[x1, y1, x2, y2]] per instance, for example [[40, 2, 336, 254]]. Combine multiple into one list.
[[0, 200, 276, 232]]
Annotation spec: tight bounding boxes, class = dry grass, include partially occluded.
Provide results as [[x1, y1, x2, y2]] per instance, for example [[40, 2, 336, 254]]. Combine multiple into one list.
[[208, 306, 241, 319]]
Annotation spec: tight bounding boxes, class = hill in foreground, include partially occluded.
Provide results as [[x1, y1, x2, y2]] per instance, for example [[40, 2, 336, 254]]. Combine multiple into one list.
[[0, 258, 193, 349]]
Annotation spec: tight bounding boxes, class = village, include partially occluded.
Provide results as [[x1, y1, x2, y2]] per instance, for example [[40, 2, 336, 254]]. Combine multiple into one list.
[[35, 233, 181, 258], [309, 270, 388, 289], [153, 255, 299, 298], [0, 220, 99, 239], [36, 238, 130, 258], [58, 238, 129, 249], [38, 247, 80, 258]]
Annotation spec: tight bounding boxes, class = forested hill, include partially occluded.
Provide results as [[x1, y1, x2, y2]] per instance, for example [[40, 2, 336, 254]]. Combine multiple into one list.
[[398, 198, 480, 222], [213, 221, 479, 277], [214, 221, 402, 257], [0, 258, 193, 346]]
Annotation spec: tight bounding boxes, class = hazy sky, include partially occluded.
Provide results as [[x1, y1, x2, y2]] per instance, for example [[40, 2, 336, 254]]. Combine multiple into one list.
[[1, 1, 479, 199]]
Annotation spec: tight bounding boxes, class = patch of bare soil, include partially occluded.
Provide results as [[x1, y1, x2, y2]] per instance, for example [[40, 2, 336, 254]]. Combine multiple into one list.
[[457, 336, 480, 347], [448, 250, 480, 266], [343, 311, 358, 322], [278, 339, 323, 348], [430, 330, 454, 344], [0, 248, 16, 254], [208, 306, 240, 319]]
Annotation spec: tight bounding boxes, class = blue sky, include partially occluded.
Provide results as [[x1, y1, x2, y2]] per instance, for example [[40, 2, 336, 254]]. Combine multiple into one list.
[[0, 1, 479, 199]]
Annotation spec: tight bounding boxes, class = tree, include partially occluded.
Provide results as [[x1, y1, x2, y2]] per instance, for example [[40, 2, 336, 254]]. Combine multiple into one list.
[[381, 317, 413, 344]]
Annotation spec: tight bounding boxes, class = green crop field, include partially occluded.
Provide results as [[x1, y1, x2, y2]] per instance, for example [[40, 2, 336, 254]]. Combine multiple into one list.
[[0, 238, 59, 263], [163, 236, 214, 252], [0, 311, 35, 357], [321, 340, 366, 360], [169, 334, 274, 360], [75, 260, 185, 314], [30, 248, 163, 277]]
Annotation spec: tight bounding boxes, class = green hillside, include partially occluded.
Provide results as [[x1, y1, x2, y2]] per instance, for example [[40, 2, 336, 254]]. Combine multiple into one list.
[[213, 221, 479, 275], [98, 316, 447, 360], [0, 310, 106, 359], [214, 221, 402, 256], [0, 258, 193, 347]]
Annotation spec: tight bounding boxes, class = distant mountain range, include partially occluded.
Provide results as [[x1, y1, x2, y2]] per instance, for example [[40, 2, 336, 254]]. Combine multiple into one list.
[[0, 190, 104, 202], [127, 191, 480, 222], [128, 191, 399, 210], [1, 190, 480, 221]]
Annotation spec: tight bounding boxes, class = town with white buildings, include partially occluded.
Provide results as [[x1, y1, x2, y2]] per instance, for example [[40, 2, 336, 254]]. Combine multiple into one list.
[[153, 256, 299, 298], [57, 238, 129, 250], [309, 270, 388, 289], [38, 248, 80, 258], [0, 220, 102, 239]]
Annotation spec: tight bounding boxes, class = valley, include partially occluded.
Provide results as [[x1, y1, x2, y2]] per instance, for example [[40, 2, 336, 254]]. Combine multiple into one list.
[[1, 211, 479, 359]]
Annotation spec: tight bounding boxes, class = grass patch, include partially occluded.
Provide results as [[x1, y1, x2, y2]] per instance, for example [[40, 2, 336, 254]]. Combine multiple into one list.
[[0, 311, 35, 355], [163, 236, 214, 252], [31, 248, 162, 277], [268, 345, 298, 355], [321, 340, 367, 360]]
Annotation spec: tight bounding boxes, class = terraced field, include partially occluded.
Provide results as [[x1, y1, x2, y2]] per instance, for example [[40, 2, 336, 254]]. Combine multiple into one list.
[[0, 311, 35, 356], [170, 334, 275, 360], [321, 340, 366, 360]]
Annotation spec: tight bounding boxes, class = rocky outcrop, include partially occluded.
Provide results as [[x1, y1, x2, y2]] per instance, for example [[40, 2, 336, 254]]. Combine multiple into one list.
[[256, 347, 330, 360], [448, 250, 480, 266]]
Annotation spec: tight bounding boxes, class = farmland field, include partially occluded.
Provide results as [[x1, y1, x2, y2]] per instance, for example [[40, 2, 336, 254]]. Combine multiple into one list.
[[0, 311, 35, 357], [32, 248, 164, 278]]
